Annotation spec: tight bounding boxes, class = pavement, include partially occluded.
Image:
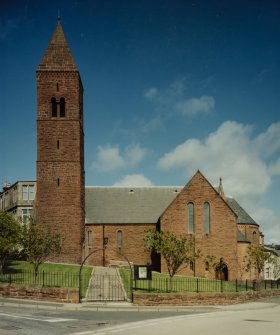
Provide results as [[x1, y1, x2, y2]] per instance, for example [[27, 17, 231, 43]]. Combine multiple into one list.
[[0, 296, 279, 313], [86, 266, 127, 302]]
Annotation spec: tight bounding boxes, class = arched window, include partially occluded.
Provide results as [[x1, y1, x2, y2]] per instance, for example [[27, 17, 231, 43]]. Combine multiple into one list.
[[59, 97, 65, 117], [88, 230, 93, 248], [205, 261, 209, 271], [51, 97, 57, 117], [117, 230, 123, 252], [204, 202, 210, 234], [187, 203, 194, 234]]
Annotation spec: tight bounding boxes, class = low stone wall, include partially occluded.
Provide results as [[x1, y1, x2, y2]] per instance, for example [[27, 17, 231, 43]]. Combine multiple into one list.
[[134, 290, 280, 306], [0, 284, 79, 303]]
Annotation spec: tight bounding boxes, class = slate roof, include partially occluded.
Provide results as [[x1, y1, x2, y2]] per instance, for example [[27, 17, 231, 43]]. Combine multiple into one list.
[[226, 198, 258, 226], [85, 187, 258, 227], [85, 187, 180, 224]]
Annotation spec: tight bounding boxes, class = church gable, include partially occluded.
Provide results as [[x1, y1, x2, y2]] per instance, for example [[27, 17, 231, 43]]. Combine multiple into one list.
[[159, 170, 239, 278], [160, 170, 237, 235]]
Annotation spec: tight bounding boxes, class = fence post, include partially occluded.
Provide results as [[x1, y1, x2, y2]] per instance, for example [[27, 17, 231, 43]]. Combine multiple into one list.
[[42, 270, 45, 287], [236, 279, 238, 292], [9, 273, 12, 285], [220, 280, 223, 293], [265, 280, 267, 290], [246, 279, 248, 291], [196, 278, 199, 293]]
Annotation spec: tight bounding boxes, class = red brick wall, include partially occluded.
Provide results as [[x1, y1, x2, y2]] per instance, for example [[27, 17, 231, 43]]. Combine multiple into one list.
[[85, 224, 153, 266], [36, 71, 85, 264], [0, 284, 79, 303], [160, 171, 239, 279], [134, 290, 280, 306]]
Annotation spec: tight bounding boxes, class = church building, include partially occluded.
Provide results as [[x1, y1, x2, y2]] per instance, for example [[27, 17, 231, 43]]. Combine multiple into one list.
[[0, 20, 264, 281]]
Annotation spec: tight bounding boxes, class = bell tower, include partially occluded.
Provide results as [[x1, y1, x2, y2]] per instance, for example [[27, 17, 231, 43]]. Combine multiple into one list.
[[36, 19, 85, 263]]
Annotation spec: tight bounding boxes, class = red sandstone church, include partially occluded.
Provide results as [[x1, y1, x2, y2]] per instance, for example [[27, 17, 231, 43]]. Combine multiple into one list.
[[2, 20, 264, 281]]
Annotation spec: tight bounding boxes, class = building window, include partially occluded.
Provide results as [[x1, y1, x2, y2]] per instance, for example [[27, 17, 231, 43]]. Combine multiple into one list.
[[88, 230, 93, 248], [205, 261, 210, 271], [60, 97, 66, 117], [203, 202, 210, 234], [22, 208, 32, 225], [187, 203, 194, 234], [51, 97, 66, 117], [117, 230, 123, 251], [22, 185, 35, 201], [51, 97, 57, 117], [253, 231, 257, 241]]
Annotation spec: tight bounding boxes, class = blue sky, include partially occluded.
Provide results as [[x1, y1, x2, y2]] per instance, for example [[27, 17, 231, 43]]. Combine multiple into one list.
[[1, 0, 280, 243]]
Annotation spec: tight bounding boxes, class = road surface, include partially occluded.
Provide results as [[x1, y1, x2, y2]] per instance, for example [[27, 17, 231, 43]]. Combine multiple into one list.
[[0, 297, 279, 335]]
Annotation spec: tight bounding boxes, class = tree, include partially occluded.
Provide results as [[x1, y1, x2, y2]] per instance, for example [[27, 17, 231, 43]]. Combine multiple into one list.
[[0, 211, 21, 274], [247, 245, 272, 281], [145, 230, 199, 279], [20, 221, 62, 283]]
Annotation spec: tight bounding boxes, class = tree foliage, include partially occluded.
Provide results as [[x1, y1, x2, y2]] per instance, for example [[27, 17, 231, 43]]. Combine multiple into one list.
[[145, 230, 199, 278], [247, 245, 272, 280], [0, 211, 22, 273], [20, 221, 62, 282]]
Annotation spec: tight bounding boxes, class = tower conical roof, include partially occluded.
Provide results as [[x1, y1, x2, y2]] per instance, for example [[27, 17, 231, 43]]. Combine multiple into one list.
[[37, 20, 77, 71]]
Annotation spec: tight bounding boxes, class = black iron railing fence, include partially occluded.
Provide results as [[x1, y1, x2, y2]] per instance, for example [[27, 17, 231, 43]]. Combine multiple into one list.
[[0, 270, 82, 287], [1, 270, 280, 298], [0, 270, 91, 299], [133, 277, 280, 293]]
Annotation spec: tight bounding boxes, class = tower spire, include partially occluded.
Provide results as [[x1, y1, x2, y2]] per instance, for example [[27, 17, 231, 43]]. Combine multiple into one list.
[[218, 177, 226, 200], [37, 19, 77, 72]]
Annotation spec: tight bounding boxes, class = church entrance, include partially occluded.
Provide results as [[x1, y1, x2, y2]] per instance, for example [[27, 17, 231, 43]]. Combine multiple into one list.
[[215, 260, 229, 281]]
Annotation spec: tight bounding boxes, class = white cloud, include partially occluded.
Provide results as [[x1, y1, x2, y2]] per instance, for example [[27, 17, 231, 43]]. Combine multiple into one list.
[[268, 158, 280, 176], [91, 144, 148, 172], [144, 78, 215, 118], [254, 122, 280, 158], [176, 95, 215, 116], [140, 116, 164, 133], [124, 144, 148, 166], [254, 207, 280, 244], [113, 174, 154, 187], [157, 121, 279, 206], [144, 87, 158, 99], [92, 145, 125, 172]]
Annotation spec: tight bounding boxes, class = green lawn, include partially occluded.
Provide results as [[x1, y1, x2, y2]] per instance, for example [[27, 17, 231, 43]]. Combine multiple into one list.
[[0, 261, 93, 298], [119, 268, 251, 294]]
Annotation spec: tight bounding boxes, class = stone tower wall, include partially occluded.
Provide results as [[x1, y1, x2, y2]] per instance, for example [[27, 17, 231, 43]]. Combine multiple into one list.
[[36, 65, 85, 264]]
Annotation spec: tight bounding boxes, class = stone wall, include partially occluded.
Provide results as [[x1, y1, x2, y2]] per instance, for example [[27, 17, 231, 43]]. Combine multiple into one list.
[[134, 290, 280, 306], [36, 55, 85, 265], [0, 284, 79, 303]]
